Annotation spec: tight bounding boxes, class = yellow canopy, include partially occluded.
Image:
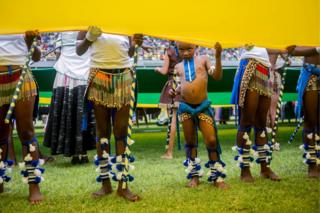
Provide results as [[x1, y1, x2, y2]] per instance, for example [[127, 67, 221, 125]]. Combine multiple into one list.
[[0, 0, 319, 48]]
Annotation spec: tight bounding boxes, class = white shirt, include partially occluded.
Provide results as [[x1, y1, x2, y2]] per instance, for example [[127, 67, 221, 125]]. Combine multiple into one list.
[[90, 34, 131, 69], [240, 47, 271, 67], [275, 58, 285, 70], [0, 34, 28, 66], [54, 32, 91, 80]]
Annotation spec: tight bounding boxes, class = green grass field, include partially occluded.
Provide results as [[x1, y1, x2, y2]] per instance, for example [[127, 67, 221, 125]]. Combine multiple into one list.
[[0, 124, 319, 213]]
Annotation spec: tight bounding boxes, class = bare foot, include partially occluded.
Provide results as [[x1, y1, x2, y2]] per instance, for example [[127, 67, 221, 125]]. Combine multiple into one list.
[[29, 184, 44, 205], [43, 156, 55, 164], [80, 155, 89, 164], [71, 155, 80, 165], [39, 151, 55, 164], [308, 164, 318, 178], [0, 183, 3, 193], [213, 181, 229, 189], [92, 188, 112, 198], [261, 167, 281, 181], [241, 168, 254, 182], [117, 183, 140, 202], [161, 154, 173, 160], [187, 177, 200, 188], [92, 180, 112, 198]]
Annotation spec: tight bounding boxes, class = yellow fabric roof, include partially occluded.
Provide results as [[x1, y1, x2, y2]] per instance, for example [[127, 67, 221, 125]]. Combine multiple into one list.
[[0, 0, 319, 48]]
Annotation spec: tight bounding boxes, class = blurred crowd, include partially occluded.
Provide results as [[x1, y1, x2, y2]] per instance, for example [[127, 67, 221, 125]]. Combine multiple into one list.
[[39, 33, 303, 63], [39, 33, 59, 61]]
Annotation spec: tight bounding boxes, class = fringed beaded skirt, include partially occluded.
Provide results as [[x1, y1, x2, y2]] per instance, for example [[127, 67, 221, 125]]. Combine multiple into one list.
[[238, 59, 273, 107], [0, 69, 37, 107], [268, 71, 282, 126], [87, 68, 133, 108]]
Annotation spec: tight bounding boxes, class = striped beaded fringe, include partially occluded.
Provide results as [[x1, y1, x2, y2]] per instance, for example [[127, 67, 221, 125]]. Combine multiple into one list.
[[87, 68, 132, 108], [165, 70, 177, 149], [5, 38, 37, 123]]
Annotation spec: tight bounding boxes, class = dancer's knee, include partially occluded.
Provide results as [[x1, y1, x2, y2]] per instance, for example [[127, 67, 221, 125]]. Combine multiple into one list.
[[240, 110, 255, 126], [205, 136, 217, 149], [18, 129, 34, 141]]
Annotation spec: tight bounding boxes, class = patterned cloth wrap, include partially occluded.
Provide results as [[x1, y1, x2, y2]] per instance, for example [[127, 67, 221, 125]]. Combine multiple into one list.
[[43, 72, 94, 157], [86, 68, 133, 108], [231, 59, 272, 108], [0, 68, 37, 107], [179, 99, 226, 182], [178, 100, 221, 154], [179, 100, 215, 128], [296, 63, 320, 118]]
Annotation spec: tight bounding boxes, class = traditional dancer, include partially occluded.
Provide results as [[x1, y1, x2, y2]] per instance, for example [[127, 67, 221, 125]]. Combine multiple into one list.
[[0, 31, 45, 204], [288, 46, 320, 178], [155, 41, 181, 159], [77, 26, 143, 201], [44, 31, 95, 164], [231, 46, 284, 182], [172, 41, 228, 189]]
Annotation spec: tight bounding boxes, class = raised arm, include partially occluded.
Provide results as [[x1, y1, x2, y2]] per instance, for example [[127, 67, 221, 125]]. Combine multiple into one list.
[[128, 34, 144, 58], [286, 46, 319, 57], [76, 31, 92, 56], [76, 26, 102, 56], [155, 52, 170, 75], [266, 48, 287, 55], [25, 31, 41, 62], [207, 42, 223, 80]]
